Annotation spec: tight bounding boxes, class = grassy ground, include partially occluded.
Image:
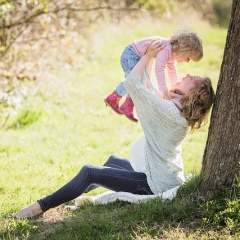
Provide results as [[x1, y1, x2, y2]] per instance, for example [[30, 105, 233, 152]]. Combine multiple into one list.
[[1, 12, 239, 240]]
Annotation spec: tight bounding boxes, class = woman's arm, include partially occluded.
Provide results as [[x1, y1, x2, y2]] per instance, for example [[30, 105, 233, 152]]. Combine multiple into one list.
[[131, 41, 164, 76], [145, 58, 154, 89], [123, 41, 185, 126]]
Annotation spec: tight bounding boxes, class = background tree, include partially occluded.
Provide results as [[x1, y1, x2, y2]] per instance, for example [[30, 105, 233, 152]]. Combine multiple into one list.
[[196, 0, 240, 200]]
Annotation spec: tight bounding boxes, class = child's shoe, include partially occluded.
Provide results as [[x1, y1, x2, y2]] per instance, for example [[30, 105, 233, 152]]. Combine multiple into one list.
[[119, 98, 138, 122], [104, 91, 123, 115]]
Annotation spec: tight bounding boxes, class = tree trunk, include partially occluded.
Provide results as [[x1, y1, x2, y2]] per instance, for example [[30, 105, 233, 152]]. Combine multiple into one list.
[[196, 0, 240, 200]]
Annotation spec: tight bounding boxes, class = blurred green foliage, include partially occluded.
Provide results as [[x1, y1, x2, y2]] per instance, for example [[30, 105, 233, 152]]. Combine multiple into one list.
[[126, 0, 173, 12], [212, 0, 232, 27], [126, 0, 232, 26], [0, 0, 232, 126]]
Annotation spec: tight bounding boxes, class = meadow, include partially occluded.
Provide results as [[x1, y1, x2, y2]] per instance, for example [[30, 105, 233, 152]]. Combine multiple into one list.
[[1, 12, 239, 240]]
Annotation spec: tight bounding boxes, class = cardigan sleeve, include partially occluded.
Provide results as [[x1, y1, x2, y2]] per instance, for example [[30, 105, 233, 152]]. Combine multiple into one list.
[[123, 73, 186, 127]]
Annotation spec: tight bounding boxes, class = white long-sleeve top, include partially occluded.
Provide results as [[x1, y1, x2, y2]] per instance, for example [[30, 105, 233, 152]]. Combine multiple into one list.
[[124, 73, 189, 194], [130, 135, 146, 173]]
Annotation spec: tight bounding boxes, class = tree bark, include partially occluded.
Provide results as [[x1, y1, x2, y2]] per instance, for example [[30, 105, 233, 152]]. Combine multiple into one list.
[[196, 0, 240, 200]]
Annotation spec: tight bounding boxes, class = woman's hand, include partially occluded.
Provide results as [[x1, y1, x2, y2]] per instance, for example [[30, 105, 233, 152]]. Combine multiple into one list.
[[146, 40, 166, 58], [130, 40, 165, 76]]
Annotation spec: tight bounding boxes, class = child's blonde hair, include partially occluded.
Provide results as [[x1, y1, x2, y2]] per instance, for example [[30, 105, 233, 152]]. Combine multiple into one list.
[[170, 30, 203, 62]]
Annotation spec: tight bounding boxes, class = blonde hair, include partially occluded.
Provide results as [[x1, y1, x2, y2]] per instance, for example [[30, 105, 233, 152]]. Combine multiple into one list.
[[180, 77, 215, 131], [170, 30, 203, 62]]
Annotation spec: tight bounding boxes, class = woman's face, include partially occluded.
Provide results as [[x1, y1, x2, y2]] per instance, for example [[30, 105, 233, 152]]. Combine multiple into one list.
[[173, 74, 204, 94]]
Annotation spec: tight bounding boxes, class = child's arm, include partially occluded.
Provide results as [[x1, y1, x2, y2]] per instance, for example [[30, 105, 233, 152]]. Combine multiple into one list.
[[155, 52, 172, 99], [167, 60, 179, 87]]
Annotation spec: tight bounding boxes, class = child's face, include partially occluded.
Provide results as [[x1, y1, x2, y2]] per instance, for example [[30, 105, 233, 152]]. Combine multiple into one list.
[[173, 52, 192, 62], [174, 54, 191, 63]]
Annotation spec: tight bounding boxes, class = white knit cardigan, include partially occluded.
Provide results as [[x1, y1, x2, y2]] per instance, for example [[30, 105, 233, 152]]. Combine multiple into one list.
[[124, 73, 189, 194]]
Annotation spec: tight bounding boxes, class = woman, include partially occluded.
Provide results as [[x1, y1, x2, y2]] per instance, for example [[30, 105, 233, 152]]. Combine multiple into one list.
[[11, 41, 215, 219]]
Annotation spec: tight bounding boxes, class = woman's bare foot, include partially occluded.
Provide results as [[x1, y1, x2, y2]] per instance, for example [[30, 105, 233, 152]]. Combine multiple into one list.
[[13, 202, 43, 219]]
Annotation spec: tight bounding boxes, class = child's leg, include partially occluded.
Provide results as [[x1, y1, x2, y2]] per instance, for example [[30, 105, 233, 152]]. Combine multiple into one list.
[[105, 45, 140, 115], [118, 47, 153, 122], [117, 45, 141, 96]]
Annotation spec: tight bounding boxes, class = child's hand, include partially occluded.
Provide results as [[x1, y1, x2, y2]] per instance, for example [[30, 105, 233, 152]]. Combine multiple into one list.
[[169, 92, 183, 110], [161, 91, 171, 100]]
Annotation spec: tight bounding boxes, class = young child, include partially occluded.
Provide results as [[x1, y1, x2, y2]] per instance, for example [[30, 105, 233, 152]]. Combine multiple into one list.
[[104, 30, 203, 122]]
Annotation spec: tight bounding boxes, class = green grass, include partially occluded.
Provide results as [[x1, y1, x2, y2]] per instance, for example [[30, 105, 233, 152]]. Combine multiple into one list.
[[1, 14, 239, 240]]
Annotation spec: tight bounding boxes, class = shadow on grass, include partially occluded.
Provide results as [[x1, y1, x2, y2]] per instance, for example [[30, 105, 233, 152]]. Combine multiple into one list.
[[2, 178, 240, 240]]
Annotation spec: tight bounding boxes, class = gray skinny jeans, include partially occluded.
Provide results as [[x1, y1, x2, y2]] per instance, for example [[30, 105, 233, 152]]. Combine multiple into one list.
[[38, 155, 153, 212]]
